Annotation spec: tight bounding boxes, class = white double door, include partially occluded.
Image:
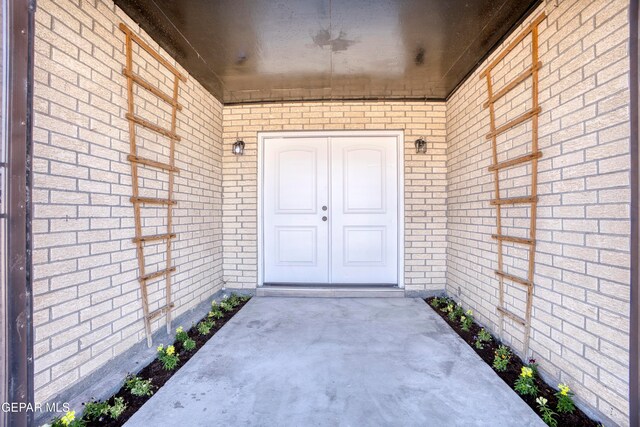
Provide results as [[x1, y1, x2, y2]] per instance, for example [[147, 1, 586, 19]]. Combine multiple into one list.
[[263, 134, 398, 285]]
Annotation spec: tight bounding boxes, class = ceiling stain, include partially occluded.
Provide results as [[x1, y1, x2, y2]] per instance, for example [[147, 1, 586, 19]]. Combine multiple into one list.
[[312, 28, 357, 53], [414, 47, 425, 66]]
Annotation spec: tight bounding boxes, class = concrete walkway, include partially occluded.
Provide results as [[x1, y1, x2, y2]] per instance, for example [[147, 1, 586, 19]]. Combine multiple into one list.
[[125, 298, 544, 427]]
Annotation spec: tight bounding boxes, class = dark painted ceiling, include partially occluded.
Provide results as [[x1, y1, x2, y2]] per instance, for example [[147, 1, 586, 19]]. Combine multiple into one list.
[[115, 0, 540, 104]]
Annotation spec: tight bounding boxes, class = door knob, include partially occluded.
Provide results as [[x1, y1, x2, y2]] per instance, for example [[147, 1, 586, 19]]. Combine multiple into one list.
[[322, 206, 328, 211], [322, 216, 328, 221]]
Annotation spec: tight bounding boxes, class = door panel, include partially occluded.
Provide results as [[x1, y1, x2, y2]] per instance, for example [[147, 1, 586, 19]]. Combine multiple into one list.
[[330, 137, 398, 284], [343, 226, 385, 263], [344, 148, 385, 212], [276, 149, 316, 213], [264, 138, 329, 283], [275, 227, 317, 264]]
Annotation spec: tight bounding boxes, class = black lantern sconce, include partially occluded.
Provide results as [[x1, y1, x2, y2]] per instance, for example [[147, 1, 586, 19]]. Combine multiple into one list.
[[414, 137, 427, 154], [232, 138, 245, 155]]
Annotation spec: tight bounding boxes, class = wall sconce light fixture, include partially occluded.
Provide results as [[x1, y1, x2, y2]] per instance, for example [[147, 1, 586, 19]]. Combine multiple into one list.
[[414, 137, 427, 154], [232, 138, 245, 155]]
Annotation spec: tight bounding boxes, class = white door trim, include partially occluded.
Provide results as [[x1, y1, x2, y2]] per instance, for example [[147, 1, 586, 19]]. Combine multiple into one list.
[[257, 130, 405, 288]]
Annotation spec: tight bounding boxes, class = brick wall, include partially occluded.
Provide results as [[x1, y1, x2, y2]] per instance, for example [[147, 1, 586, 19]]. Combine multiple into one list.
[[221, 102, 448, 294], [32, 0, 224, 402], [446, 0, 630, 424]]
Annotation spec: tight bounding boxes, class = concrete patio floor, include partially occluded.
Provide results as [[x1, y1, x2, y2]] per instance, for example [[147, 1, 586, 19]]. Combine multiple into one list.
[[125, 297, 544, 427]]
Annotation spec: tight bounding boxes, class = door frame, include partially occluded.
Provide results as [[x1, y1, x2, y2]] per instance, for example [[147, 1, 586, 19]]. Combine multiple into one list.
[[257, 130, 405, 288], [2, 0, 36, 426]]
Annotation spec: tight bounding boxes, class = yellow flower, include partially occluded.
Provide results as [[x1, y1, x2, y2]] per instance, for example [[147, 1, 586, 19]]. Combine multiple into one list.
[[166, 345, 175, 356], [156, 344, 164, 352], [211, 300, 217, 306], [460, 316, 466, 321], [559, 383, 570, 396], [466, 310, 473, 315], [520, 367, 533, 378], [61, 411, 75, 426], [176, 326, 183, 333]]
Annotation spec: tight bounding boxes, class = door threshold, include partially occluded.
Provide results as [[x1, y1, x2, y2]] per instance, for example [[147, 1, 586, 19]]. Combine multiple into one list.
[[257, 285, 405, 298], [262, 283, 398, 288]]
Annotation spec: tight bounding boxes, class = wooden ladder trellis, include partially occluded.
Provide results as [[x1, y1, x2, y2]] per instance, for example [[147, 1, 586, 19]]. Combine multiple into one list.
[[480, 13, 546, 356], [120, 23, 186, 347]]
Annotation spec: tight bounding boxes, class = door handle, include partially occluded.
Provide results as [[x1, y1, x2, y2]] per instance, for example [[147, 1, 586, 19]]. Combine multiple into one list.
[[322, 216, 328, 221]]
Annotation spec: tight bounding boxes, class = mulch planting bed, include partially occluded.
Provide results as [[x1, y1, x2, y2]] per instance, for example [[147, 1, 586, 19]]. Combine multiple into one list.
[[80, 296, 250, 427], [425, 297, 600, 427]]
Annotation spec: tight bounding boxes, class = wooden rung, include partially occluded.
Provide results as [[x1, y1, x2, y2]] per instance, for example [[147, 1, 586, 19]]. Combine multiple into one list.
[[488, 151, 542, 172], [130, 196, 177, 205], [495, 270, 532, 287], [491, 234, 534, 245], [490, 196, 537, 206], [147, 303, 175, 321], [132, 233, 176, 243], [126, 113, 182, 141], [497, 306, 526, 325], [485, 107, 542, 140], [483, 62, 542, 108], [139, 267, 176, 283], [480, 13, 546, 78], [123, 69, 183, 111], [128, 155, 180, 173], [119, 23, 187, 82]]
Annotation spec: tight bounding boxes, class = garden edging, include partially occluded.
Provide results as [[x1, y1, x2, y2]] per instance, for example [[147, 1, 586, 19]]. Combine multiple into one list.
[[36, 289, 252, 426], [426, 296, 602, 427]]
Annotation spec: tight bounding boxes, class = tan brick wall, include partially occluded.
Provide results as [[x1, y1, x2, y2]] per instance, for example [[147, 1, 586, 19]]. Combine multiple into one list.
[[32, 0, 224, 402], [446, 0, 630, 424], [222, 102, 447, 293]]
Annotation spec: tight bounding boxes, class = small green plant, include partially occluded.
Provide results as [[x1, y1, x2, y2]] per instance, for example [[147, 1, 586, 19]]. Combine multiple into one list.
[[82, 396, 126, 421], [124, 375, 154, 397], [108, 397, 127, 419], [197, 320, 214, 335], [174, 325, 196, 350], [209, 309, 224, 319], [460, 309, 474, 331], [536, 397, 558, 427], [220, 299, 234, 312], [492, 345, 511, 371], [430, 297, 442, 308], [447, 303, 464, 322], [175, 326, 189, 343], [474, 328, 492, 349], [555, 383, 576, 414], [438, 296, 453, 312], [209, 300, 225, 319], [51, 410, 85, 427], [156, 344, 179, 370], [227, 293, 242, 307], [183, 338, 196, 351], [514, 366, 539, 397], [82, 400, 110, 421]]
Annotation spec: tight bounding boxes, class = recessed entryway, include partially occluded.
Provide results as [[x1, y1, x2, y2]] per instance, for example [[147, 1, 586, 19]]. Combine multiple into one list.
[[258, 131, 403, 286]]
